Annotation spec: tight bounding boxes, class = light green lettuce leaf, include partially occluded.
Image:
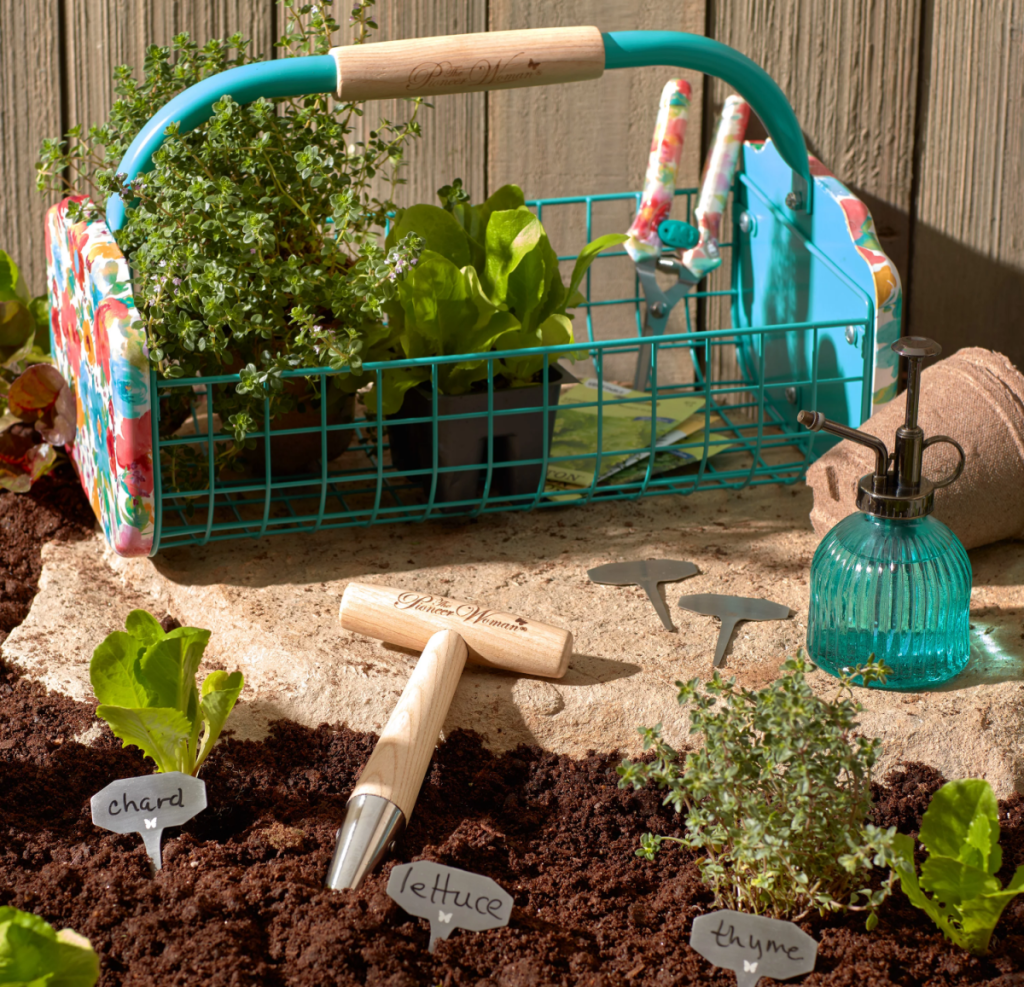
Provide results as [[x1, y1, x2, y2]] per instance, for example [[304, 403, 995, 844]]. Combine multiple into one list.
[[195, 670, 245, 773], [94, 705, 192, 774]]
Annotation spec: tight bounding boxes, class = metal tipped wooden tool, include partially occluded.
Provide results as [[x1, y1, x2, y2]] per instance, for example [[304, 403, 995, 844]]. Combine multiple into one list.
[[678, 593, 791, 667], [588, 559, 698, 631]]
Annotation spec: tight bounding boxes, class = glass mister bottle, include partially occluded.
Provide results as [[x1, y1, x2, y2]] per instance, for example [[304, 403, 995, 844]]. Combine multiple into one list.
[[798, 336, 970, 689]]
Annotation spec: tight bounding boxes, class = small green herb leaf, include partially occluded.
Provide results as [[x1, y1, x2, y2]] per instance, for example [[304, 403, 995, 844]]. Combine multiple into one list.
[[124, 609, 165, 648]]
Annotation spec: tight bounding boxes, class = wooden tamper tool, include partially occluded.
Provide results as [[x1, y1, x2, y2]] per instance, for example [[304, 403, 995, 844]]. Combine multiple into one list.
[[326, 583, 573, 890]]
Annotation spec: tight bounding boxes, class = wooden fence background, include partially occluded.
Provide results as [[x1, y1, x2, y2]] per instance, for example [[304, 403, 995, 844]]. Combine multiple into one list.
[[2, 0, 1022, 368]]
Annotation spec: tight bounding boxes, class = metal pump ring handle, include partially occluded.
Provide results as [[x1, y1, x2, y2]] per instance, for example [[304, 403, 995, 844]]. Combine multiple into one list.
[[924, 435, 966, 489], [106, 28, 811, 231]]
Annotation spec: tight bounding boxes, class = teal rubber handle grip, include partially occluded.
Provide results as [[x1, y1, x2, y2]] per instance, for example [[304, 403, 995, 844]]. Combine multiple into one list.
[[106, 30, 810, 232], [658, 219, 700, 251]]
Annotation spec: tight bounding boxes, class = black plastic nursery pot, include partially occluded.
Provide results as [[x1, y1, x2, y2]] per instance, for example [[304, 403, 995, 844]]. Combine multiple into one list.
[[386, 365, 574, 507]]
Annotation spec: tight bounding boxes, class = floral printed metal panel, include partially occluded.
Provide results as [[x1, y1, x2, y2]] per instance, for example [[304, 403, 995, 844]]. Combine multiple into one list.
[[46, 196, 154, 557]]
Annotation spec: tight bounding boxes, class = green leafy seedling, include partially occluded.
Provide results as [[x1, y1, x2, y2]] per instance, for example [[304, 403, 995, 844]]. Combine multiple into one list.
[[0, 906, 99, 986], [373, 183, 627, 414], [893, 778, 1024, 955], [90, 609, 243, 775]]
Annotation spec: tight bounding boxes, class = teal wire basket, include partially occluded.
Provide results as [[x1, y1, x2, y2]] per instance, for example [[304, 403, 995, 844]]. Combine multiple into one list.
[[148, 162, 895, 550], [46, 28, 903, 557]]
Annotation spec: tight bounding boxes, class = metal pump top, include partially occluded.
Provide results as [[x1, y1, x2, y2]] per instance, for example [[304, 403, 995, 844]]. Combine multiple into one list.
[[798, 336, 966, 520]]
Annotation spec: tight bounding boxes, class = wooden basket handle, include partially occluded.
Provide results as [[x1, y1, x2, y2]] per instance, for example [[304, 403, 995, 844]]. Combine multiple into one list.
[[330, 27, 605, 100], [107, 29, 812, 232]]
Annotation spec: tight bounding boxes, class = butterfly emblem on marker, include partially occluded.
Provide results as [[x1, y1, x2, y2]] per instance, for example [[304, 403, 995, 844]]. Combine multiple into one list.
[[743, 961, 758, 973], [438, 911, 453, 923], [144, 818, 158, 829]]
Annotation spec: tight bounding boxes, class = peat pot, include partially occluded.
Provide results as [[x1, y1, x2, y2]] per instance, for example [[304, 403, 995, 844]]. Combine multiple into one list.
[[387, 365, 574, 506]]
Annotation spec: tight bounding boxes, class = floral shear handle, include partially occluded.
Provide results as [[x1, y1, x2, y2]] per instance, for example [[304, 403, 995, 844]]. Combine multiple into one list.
[[628, 89, 750, 389]]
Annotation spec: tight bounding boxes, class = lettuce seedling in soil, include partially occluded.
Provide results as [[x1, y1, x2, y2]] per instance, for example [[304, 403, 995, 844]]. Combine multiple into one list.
[[0, 249, 74, 493], [89, 609, 243, 775], [0, 906, 99, 986], [372, 180, 627, 414], [893, 778, 1024, 955], [618, 653, 898, 925]]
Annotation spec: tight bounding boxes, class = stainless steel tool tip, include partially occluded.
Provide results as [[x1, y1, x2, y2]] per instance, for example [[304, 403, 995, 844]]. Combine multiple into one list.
[[325, 793, 405, 891]]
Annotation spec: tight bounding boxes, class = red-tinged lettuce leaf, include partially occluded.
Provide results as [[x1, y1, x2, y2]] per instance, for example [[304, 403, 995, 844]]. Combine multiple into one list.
[[0, 427, 56, 492], [7, 363, 76, 447]]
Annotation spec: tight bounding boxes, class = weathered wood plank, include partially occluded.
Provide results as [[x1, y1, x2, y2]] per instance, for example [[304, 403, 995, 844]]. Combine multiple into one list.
[[909, 0, 1024, 368], [61, 0, 276, 175], [322, 2, 488, 210], [0, 0, 63, 294], [488, 0, 706, 386], [707, 0, 922, 412]]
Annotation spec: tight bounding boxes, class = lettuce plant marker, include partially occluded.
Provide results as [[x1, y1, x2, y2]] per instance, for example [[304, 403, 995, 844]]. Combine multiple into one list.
[[90, 772, 207, 870], [690, 910, 817, 987], [386, 861, 513, 953]]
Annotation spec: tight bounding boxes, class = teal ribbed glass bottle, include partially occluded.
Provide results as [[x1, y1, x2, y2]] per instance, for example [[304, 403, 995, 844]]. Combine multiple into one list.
[[799, 336, 971, 690], [807, 513, 971, 688]]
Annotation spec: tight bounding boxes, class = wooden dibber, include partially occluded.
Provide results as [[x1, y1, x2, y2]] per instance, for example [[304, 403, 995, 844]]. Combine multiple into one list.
[[326, 584, 573, 891]]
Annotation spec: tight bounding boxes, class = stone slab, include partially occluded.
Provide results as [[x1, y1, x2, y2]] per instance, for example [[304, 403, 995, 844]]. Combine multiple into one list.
[[5, 484, 1024, 794]]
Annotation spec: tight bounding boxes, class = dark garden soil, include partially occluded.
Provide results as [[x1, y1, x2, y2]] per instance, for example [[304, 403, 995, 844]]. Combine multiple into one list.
[[3, 471, 1024, 986]]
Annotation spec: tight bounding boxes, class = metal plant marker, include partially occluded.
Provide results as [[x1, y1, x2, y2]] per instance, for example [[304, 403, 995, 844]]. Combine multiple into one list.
[[588, 559, 698, 630], [91, 772, 207, 870], [690, 909, 817, 987], [678, 594, 790, 667], [387, 861, 514, 953]]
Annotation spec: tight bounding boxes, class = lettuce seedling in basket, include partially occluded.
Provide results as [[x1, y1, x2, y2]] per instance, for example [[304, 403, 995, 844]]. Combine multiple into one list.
[[892, 778, 1024, 955], [618, 653, 898, 926], [90, 609, 243, 775], [371, 180, 627, 414], [0, 248, 75, 493], [0, 906, 99, 986]]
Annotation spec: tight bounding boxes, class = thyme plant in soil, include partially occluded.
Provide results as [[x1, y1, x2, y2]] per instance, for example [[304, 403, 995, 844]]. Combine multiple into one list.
[[618, 653, 899, 926], [37, 0, 425, 482]]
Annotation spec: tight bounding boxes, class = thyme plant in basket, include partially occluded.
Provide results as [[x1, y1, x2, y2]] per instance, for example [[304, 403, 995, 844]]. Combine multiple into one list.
[[618, 653, 898, 927], [37, 0, 425, 481]]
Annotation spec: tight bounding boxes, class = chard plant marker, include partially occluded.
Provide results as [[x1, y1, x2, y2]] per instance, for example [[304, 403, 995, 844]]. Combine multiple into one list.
[[677, 593, 790, 667], [587, 559, 698, 630], [90, 772, 207, 870], [892, 778, 1024, 955], [690, 910, 817, 987], [386, 862, 513, 953]]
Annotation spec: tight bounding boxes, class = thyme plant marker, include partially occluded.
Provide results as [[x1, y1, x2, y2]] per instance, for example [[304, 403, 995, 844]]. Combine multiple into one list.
[[91, 772, 207, 870], [387, 861, 513, 952], [588, 559, 698, 630], [690, 910, 817, 987]]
